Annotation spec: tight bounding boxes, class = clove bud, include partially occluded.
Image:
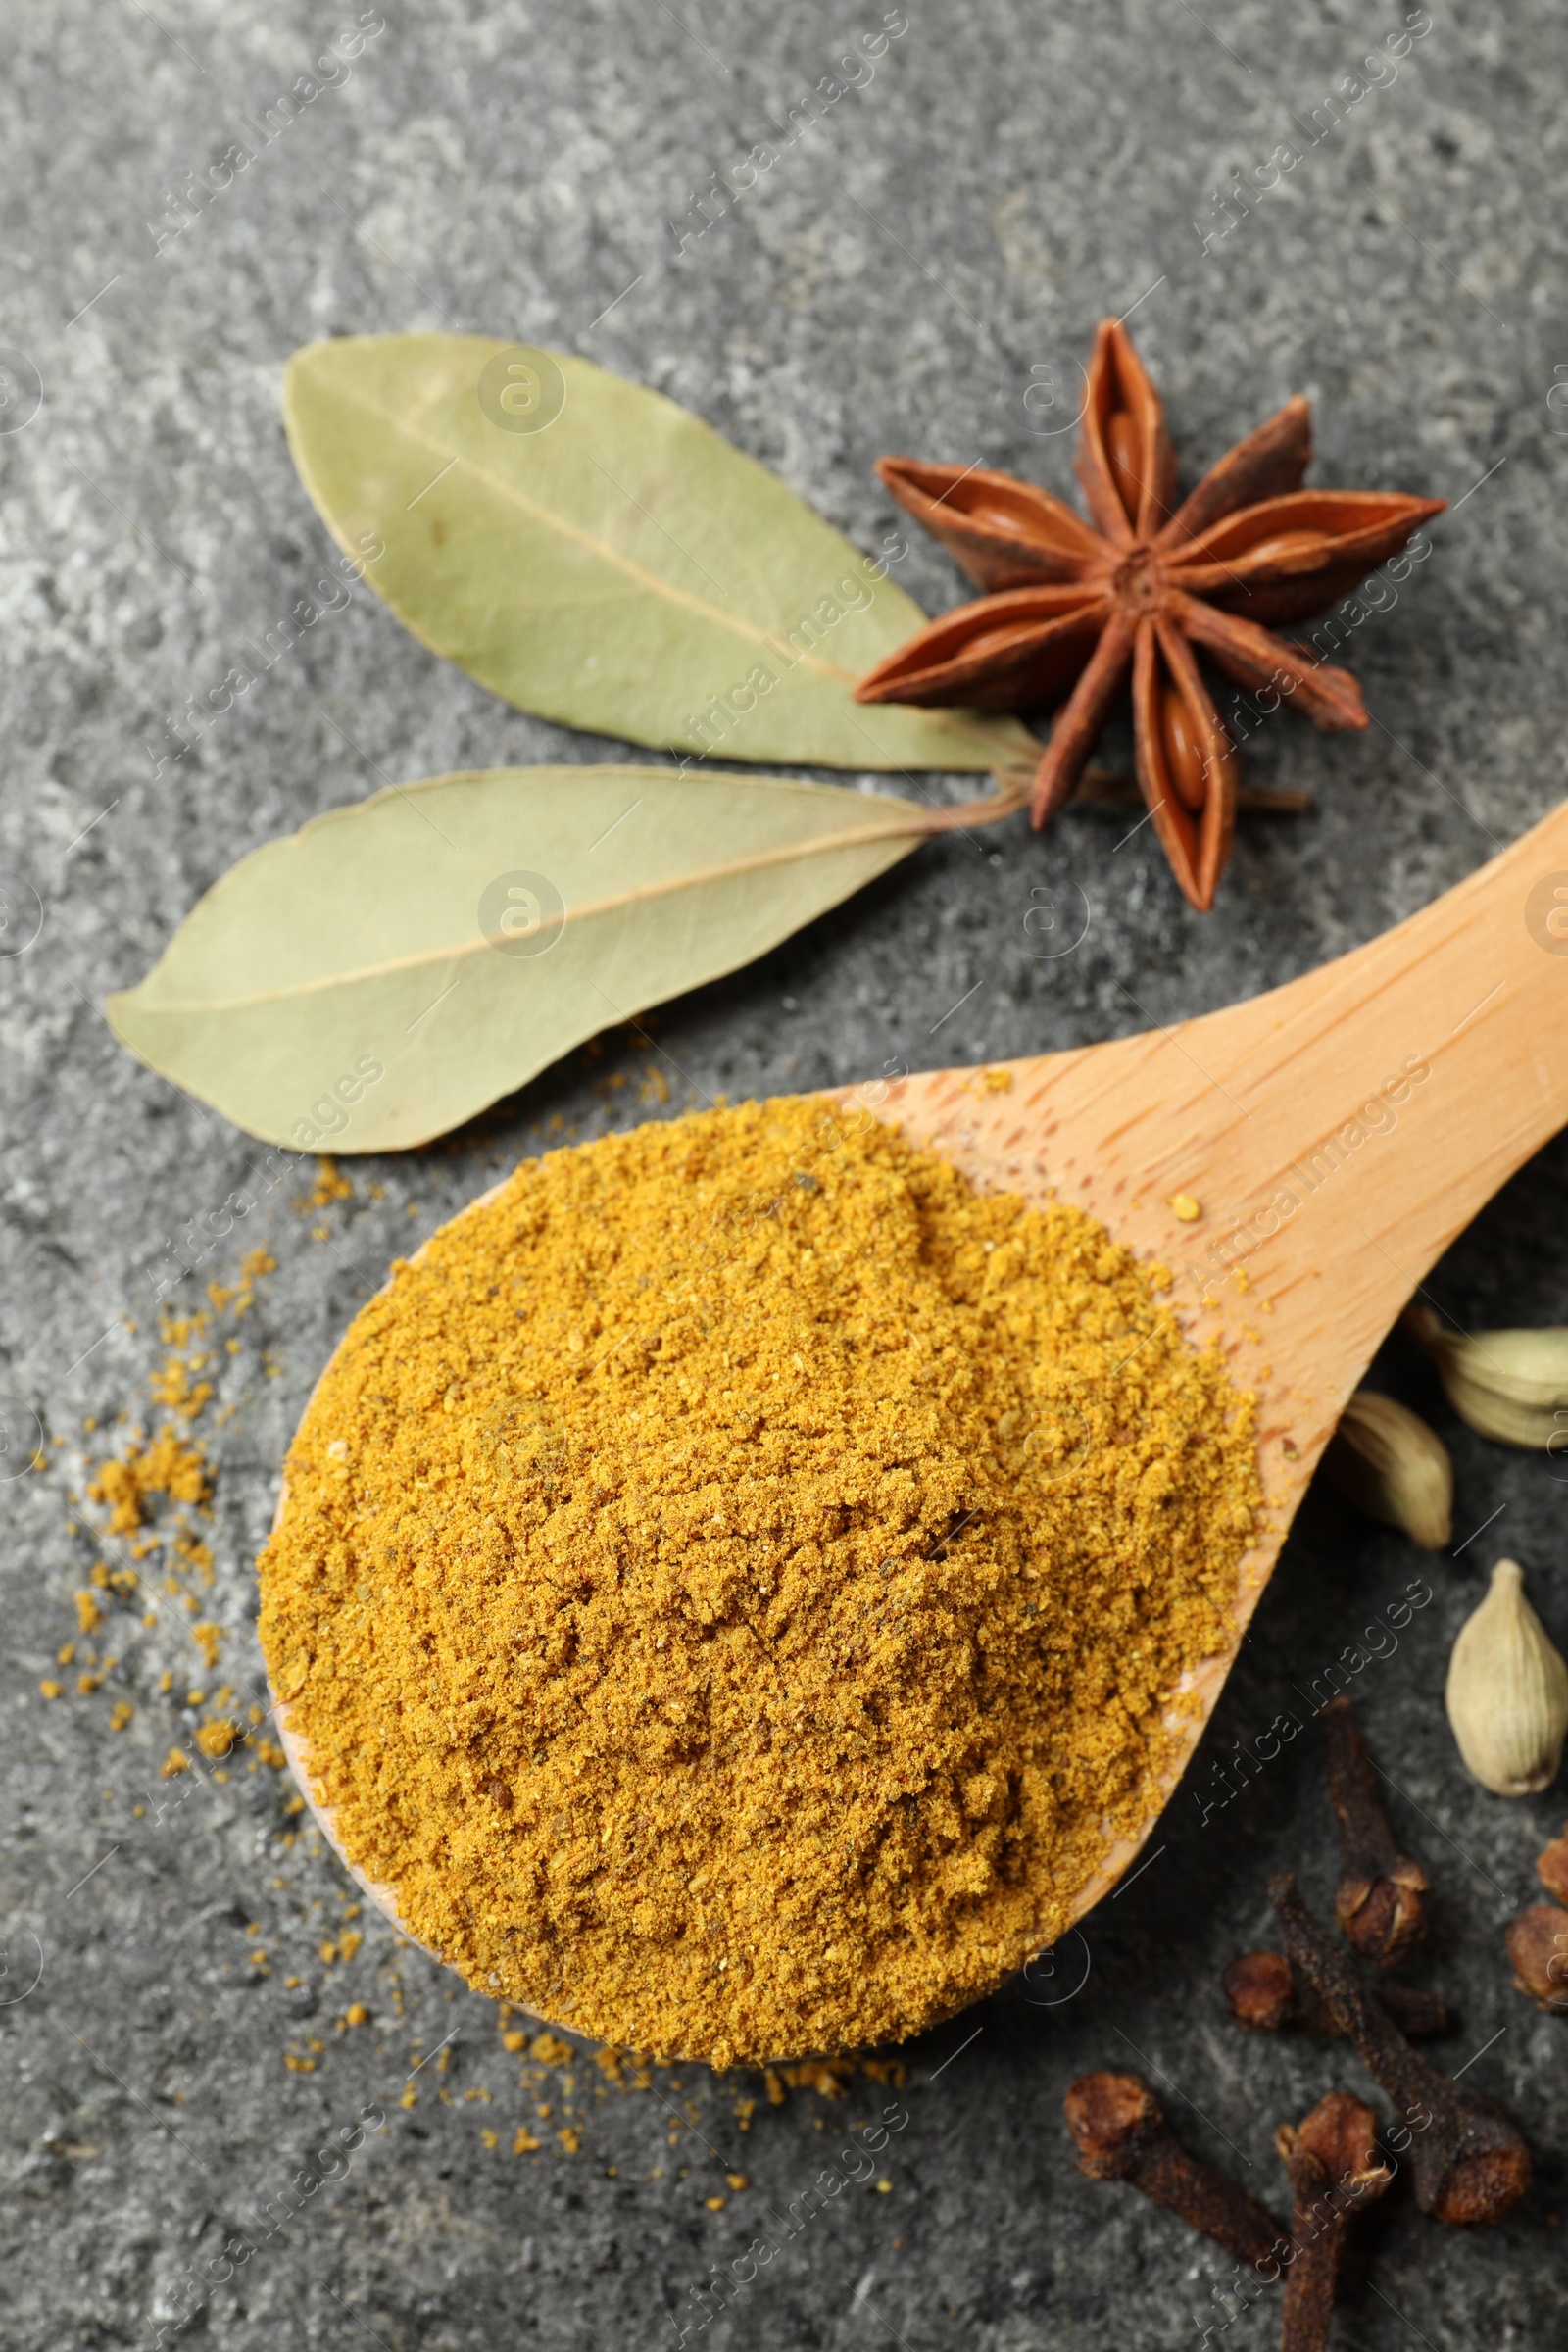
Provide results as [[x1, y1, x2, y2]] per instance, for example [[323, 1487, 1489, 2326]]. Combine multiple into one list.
[[1405, 1304, 1568, 1448], [1321, 1389, 1451, 1549], [1269, 1874, 1530, 2226], [1062, 2070, 1283, 2272], [1538, 1825, 1568, 1905], [1505, 1903, 1568, 2015], [1445, 1558, 1568, 1796], [1275, 2091, 1392, 2352], [1319, 1697, 1429, 1966], [1223, 1947, 1448, 2038]]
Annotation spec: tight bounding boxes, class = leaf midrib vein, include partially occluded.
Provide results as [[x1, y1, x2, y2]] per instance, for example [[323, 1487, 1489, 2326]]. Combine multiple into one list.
[[320, 375, 1012, 762], [127, 812, 928, 1015], [346, 382, 869, 685]]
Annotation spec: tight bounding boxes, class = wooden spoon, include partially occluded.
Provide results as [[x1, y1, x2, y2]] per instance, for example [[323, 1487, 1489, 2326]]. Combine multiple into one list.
[[272, 796, 1568, 2051]]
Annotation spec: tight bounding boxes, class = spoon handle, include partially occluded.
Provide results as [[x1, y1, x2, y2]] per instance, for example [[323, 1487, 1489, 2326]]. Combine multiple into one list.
[[891, 796, 1568, 1470]]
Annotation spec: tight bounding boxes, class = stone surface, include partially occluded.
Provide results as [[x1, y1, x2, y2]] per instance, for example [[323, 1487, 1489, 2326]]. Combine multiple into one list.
[[3, 2, 1566, 2345]]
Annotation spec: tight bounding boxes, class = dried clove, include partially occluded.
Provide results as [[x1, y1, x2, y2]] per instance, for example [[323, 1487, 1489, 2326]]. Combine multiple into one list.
[[1062, 2070, 1283, 2271], [1538, 1825, 1568, 1906], [1269, 1874, 1530, 2226], [1275, 2091, 1392, 2352], [1223, 1947, 1449, 2038], [1319, 1697, 1429, 1966], [1505, 1903, 1568, 2015], [1223, 1947, 1312, 2033]]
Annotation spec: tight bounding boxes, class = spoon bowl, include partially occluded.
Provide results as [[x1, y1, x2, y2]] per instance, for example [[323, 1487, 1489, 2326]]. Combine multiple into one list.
[[272, 795, 1568, 2055]]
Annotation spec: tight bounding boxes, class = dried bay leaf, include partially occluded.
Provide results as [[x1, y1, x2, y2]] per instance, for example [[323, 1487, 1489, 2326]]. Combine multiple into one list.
[[282, 334, 1035, 776], [106, 765, 999, 1153]]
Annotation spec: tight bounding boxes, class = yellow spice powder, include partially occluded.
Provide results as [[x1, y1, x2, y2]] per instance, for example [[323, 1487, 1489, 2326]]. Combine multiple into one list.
[[260, 1100, 1257, 2067], [88, 1429, 211, 1532]]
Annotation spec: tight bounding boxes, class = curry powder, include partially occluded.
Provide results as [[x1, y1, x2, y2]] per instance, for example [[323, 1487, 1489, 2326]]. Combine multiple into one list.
[[260, 1100, 1257, 2066]]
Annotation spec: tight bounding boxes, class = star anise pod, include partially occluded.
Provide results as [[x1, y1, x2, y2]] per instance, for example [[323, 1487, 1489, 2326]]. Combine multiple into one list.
[[855, 318, 1445, 910]]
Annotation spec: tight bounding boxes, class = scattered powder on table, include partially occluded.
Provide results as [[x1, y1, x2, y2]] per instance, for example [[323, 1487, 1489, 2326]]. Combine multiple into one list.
[[260, 1100, 1258, 2067], [88, 1430, 211, 1534]]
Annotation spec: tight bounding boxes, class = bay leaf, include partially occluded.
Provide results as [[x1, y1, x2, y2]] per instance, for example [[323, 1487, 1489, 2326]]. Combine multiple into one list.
[[107, 765, 1006, 1153], [283, 334, 1035, 775]]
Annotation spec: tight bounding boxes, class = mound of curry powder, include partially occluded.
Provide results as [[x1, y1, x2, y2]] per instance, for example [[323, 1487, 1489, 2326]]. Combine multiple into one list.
[[259, 1100, 1258, 2066]]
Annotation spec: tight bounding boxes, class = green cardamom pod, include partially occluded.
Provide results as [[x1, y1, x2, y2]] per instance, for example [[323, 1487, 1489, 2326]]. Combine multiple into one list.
[[1446, 1558, 1568, 1796], [1321, 1389, 1452, 1549], [1405, 1305, 1568, 1449]]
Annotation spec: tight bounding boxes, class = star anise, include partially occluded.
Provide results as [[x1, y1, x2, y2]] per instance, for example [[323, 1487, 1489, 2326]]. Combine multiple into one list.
[[855, 318, 1445, 910]]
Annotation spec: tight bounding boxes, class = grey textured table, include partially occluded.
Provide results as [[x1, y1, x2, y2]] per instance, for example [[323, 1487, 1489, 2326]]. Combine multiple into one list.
[[4, 4, 1566, 2345]]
